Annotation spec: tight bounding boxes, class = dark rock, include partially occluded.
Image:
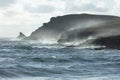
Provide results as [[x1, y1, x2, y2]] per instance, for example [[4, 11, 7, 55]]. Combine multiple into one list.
[[26, 14, 120, 41], [17, 32, 26, 39], [58, 19, 120, 43], [92, 35, 120, 49]]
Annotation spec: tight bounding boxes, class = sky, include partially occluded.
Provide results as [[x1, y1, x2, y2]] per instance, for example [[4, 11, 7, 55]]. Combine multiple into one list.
[[0, 0, 120, 37]]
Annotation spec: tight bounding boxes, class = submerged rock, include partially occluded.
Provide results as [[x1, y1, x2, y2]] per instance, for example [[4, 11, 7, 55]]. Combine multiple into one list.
[[17, 32, 26, 39]]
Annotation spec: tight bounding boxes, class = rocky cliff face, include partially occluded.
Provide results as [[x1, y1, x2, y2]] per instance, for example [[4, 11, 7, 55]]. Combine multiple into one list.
[[58, 19, 120, 49], [24, 13, 120, 49], [92, 35, 120, 49], [26, 14, 120, 41], [58, 20, 120, 43]]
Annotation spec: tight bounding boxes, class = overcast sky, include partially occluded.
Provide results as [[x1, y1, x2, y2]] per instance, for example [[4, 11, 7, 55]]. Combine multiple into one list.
[[0, 0, 119, 37]]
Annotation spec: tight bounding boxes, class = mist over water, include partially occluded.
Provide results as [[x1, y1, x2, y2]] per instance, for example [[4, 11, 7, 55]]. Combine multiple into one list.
[[0, 38, 120, 80]]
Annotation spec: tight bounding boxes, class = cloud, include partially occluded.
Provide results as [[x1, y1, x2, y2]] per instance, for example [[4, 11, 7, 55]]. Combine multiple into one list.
[[0, 0, 119, 37], [64, 0, 111, 13], [3, 10, 18, 17], [24, 4, 56, 13], [66, 3, 108, 12], [0, 0, 16, 8], [111, 0, 120, 15]]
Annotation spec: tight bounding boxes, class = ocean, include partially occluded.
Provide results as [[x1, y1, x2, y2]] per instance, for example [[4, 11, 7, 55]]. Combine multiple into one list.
[[0, 38, 120, 80]]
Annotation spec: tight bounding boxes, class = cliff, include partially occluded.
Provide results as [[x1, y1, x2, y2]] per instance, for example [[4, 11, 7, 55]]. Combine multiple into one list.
[[24, 13, 120, 49], [26, 14, 120, 41]]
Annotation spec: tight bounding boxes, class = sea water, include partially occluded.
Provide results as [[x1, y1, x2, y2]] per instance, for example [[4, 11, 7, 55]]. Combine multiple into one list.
[[0, 38, 120, 80]]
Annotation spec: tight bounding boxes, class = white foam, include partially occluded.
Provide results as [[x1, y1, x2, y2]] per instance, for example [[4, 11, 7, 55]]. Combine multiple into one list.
[[0, 58, 15, 62], [81, 76, 120, 80], [1, 75, 120, 80]]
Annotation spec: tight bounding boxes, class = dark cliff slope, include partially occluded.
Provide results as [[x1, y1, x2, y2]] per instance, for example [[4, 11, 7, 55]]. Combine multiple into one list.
[[58, 20, 120, 43], [26, 14, 120, 41], [58, 20, 120, 49], [92, 35, 120, 49]]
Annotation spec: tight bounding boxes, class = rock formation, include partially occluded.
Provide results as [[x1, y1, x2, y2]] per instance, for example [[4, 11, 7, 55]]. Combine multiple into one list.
[[24, 13, 120, 49], [17, 32, 26, 39], [92, 35, 120, 49], [58, 20, 120, 43], [26, 14, 119, 41]]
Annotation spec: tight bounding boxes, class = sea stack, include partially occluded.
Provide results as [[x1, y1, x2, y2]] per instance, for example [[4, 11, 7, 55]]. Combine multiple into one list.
[[17, 32, 26, 39]]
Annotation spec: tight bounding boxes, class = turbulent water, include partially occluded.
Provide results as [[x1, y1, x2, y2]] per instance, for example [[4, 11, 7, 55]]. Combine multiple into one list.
[[0, 38, 120, 80]]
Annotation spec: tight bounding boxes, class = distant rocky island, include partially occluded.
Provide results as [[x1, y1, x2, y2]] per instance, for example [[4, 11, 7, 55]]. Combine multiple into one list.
[[19, 13, 120, 49]]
